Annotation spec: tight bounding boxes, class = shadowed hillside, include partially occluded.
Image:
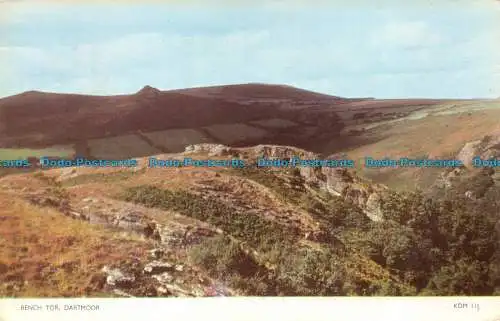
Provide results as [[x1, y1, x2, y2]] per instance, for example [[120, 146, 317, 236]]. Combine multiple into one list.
[[1, 83, 498, 189], [0, 84, 349, 149]]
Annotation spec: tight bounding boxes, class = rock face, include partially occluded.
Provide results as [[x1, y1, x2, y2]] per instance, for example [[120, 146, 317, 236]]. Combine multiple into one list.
[[110, 210, 161, 240], [158, 225, 217, 248], [183, 143, 388, 221], [246, 144, 387, 220], [365, 193, 384, 221], [457, 140, 482, 167], [433, 133, 500, 194], [100, 261, 210, 298], [102, 266, 136, 288], [321, 168, 351, 195], [58, 168, 78, 181], [136, 85, 162, 98], [457, 134, 500, 167], [319, 167, 386, 220], [252, 145, 315, 159], [143, 261, 175, 275]]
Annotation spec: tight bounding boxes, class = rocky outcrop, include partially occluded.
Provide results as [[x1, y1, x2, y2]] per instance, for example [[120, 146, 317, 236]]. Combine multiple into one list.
[[318, 167, 386, 220], [136, 85, 162, 98], [112, 210, 160, 240], [158, 225, 217, 248], [143, 261, 175, 275], [100, 260, 216, 298], [184, 143, 237, 157], [184, 143, 388, 221], [252, 145, 316, 159], [102, 266, 136, 288], [365, 193, 384, 221], [457, 134, 500, 167], [432, 133, 500, 196], [321, 168, 351, 195], [457, 140, 482, 168]]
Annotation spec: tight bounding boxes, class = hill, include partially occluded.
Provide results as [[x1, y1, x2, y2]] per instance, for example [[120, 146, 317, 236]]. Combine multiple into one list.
[[0, 143, 498, 297], [0, 83, 498, 190], [0, 84, 349, 150], [0, 83, 458, 161], [170, 83, 347, 102]]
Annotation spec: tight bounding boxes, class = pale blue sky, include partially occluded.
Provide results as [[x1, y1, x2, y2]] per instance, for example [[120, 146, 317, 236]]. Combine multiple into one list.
[[1, 0, 499, 98]]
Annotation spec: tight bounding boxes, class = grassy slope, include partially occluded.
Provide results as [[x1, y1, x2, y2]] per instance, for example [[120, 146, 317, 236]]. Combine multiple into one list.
[[0, 193, 152, 297], [0, 159, 415, 297], [343, 108, 500, 190], [0, 146, 74, 159]]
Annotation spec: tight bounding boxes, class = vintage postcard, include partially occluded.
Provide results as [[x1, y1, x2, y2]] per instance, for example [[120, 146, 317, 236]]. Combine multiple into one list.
[[0, 1, 499, 320]]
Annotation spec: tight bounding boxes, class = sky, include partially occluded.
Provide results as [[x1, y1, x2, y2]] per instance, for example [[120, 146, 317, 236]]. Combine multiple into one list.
[[0, 0, 499, 99]]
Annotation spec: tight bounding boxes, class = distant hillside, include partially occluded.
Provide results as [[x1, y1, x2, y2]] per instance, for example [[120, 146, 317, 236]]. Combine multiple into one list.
[[1, 82, 495, 188], [0, 84, 349, 149], [170, 83, 347, 101]]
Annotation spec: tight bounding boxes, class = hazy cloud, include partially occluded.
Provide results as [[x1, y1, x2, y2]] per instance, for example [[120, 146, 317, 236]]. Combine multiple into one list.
[[370, 21, 442, 49], [0, 2, 499, 98]]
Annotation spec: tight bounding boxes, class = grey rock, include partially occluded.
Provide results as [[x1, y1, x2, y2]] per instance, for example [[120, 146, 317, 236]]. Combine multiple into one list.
[[253, 145, 315, 159], [152, 272, 174, 284], [143, 261, 175, 275], [365, 193, 383, 221], [149, 248, 165, 259], [157, 286, 169, 295], [163, 283, 193, 297], [465, 190, 476, 200], [184, 144, 236, 157], [457, 140, 481, 168], [102, 267, 135, 288]]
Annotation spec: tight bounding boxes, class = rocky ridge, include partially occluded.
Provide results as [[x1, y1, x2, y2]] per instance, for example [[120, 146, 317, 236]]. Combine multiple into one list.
[[184, 143, 388, 221], [0, 143, 409, 297], [433, 133, 500, 197]]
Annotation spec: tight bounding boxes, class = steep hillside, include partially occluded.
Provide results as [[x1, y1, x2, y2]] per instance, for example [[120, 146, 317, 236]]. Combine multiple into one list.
[[0, 84, 347, 149], [1, 144, 498, 297], [0, 83, 461, 162], [339, 101, 500, 190], [0, 84, 497, 191]]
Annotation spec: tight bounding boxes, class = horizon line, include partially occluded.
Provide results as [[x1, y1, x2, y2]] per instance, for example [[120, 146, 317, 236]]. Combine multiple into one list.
[[0, 82, 497, 101]]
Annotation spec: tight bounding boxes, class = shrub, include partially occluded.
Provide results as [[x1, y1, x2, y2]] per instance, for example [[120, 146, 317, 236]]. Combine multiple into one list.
[[275, 247, 346, 296], [189, 235, 260, 278], [121, 185, 299, 250]]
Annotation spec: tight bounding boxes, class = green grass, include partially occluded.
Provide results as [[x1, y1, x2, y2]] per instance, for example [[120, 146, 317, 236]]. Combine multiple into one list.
[[142, 128, 214, 152], [0, 194, 152, 297], [203, 123, 269, 145], [120, 184, 300, 250], [0, 146, 73, 159], [229, 166, 306, 206], [88, 134, 161, 159], [61, 170, 142, 187]]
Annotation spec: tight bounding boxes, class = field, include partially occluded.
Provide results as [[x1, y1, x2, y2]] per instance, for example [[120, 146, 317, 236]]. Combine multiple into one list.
[[202, 123, 270, 145], [142, 128, 214, 152], [88, 134, 161, 159], [337, 104, 500, 190], [0, 146, 74, 159], [0, 193, 152, 297], [249, 118, 299, 129]]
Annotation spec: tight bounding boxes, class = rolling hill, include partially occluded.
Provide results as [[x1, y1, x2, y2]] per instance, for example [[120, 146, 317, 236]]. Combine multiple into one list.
[[0, 83, 499, 188], [0, 83, 499, 297], [0, 84, 349, 150]]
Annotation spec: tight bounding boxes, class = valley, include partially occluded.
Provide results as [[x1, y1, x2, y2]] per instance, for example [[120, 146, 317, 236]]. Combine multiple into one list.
[[0, 84, 499, 297]]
